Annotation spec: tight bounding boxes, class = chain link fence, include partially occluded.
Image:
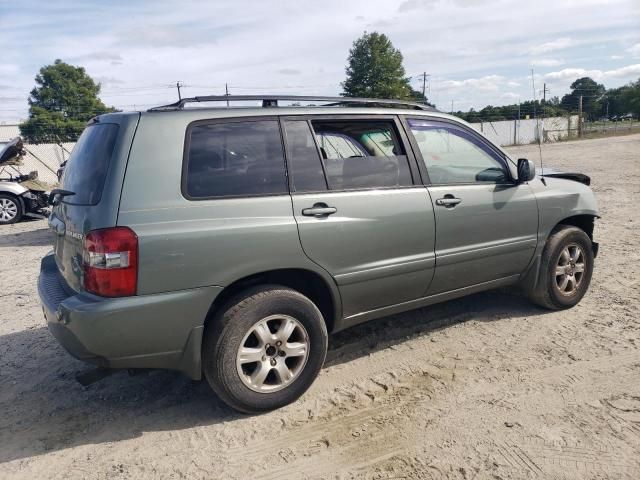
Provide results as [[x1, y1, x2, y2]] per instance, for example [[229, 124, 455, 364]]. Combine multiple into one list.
[[1, 125, 75, 185]]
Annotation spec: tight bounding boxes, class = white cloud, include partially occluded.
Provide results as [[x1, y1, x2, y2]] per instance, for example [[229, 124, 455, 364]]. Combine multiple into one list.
[[0, 63, 20, 76], [544, 68, 593, 81], [397, 0, 439, 13], [611, 55, 623, 60], [529, 37, 575, 55], [276, 68, 301, 76], [544, 63, 640, 81], [605, 63, 640, 77], [531, 58, 564, 67], [1, 0, 639, 121], [439, 75, 506, 92], [627, 43, 640, 58]]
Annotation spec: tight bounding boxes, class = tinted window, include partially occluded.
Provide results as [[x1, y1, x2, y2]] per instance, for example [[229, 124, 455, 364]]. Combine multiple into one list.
[[311, 120, 413, 190], [185, 120, 287, 198], [283, 120, 327, 192], [408, 119, 508, 184], [62, 123, 119, 205]]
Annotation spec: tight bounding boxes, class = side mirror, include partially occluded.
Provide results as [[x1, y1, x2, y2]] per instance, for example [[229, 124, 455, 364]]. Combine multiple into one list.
[[517, 158, 536, 183]]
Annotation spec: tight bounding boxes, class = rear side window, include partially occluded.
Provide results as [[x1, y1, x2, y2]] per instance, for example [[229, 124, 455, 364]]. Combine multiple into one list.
[[62, 123, 119, 205], [311, 120, 413, 190], [185, 119, 287, 198]]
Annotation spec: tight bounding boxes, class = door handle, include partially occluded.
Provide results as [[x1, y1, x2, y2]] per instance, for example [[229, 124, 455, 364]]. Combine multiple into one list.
[[302, 203, 337, 217], [435, 196, 462, 208]]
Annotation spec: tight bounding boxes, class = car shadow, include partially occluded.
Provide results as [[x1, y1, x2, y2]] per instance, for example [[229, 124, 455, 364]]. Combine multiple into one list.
[[326, 289, 544, 367], [0, 221, 50, 247], [0, 290, 545, 464]]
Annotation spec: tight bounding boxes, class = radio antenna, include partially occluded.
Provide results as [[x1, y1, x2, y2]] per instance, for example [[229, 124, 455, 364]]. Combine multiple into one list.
[[531, 68, 544, 174]]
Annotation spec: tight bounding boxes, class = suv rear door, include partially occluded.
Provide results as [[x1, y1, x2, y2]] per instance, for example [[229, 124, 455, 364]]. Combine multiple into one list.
[[283, 115, 436, 324], [403, 117, 538, 294], [49, 114, 139, 292]]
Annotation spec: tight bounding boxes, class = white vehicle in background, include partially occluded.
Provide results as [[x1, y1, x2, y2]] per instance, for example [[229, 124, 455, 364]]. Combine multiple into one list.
[[0, 137, 50, 224]]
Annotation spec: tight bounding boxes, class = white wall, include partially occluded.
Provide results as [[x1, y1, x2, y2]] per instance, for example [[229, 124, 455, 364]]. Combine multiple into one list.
[[469, 115, 578, 146]]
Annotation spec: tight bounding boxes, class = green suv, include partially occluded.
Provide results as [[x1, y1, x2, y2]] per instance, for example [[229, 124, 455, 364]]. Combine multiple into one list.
[[38, 95, 598, 412]]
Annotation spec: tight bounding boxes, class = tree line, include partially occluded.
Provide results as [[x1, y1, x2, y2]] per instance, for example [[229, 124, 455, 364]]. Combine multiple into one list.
[[453, 77, 640, 123], [18, 32, 640, 143]]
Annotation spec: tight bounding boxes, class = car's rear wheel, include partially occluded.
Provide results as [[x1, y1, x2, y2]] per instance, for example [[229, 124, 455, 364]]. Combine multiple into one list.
[[528, 225, 594, 310], [202, 285, 328, 413], [0, 194, 23, 225]]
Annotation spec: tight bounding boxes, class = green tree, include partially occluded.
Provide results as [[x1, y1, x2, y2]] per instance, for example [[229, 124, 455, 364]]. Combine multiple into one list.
[[20, 59, 115, 143], [342, 32, 417, 100], [408, 87, 435, 106], [560, 77, 605, 120], [606, 78, 640, 118]]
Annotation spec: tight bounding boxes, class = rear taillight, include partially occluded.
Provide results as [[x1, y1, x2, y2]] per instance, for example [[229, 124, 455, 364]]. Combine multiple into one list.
[[83, 227, 138, 297]]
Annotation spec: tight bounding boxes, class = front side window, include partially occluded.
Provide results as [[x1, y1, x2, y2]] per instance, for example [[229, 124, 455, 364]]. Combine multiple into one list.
[[408, 119, 508, 185], [311, 120, 413, 190], [185, 119, 287, 198]]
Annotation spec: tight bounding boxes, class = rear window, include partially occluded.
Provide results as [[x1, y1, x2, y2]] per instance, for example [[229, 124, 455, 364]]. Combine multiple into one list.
[[184, 119, 287, 199], [62, 123, 119, 205]]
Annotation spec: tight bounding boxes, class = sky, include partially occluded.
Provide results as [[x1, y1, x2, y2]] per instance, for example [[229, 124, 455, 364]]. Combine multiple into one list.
[[0, 0, 639, 123]]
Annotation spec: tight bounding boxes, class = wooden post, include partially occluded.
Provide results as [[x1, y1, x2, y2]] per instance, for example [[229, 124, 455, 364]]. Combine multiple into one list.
[[578, 95, 583, 138]]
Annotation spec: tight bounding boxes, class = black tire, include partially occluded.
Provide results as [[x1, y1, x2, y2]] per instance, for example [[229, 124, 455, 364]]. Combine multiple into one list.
[[202, 284, 328, 413], [528, 225, 594, 310], [0, 193, 23, 225]]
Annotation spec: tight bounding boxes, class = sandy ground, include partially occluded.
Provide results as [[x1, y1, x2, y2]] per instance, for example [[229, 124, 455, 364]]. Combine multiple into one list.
[[1, 134, 639, 480]]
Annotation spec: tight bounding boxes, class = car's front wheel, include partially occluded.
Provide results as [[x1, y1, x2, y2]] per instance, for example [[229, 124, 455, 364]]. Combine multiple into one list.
[[202, 285, 328, 413], [0, 194, 23, 225], [528, 225, 594, 310]]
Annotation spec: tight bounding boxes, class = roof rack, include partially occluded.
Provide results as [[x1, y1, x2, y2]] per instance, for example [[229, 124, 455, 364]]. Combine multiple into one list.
[[147, 95, 436, 112]]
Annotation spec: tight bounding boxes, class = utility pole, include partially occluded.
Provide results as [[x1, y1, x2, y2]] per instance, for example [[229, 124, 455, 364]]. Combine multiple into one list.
[[450, 99, 454, 114], [542, 83, 549, 103], [578, 95, 583, 138], [175, 81, 182, 101], [225, 83, 230, 107], [421, 72, 430, 99], [531, 69, 537, 124], [516, 102, 521, 145]]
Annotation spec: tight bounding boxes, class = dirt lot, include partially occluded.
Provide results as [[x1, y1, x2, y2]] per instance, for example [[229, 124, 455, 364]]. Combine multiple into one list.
[[1, 134, 639, 479]]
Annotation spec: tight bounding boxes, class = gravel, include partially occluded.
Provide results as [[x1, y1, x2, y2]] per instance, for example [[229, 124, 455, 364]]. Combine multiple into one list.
[[1, 134, 639, 479]]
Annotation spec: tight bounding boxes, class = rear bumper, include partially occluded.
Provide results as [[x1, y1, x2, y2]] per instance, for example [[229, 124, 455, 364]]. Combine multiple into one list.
[[38, 253, 222, 380]]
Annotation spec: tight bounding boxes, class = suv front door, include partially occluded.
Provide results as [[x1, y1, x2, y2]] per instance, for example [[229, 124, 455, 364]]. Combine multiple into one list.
[[283, 116, 436, 324], [404, 118, 538, 294]]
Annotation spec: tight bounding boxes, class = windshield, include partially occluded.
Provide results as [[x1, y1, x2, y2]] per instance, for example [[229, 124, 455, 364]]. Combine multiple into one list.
[[62, 123, 119, 205]]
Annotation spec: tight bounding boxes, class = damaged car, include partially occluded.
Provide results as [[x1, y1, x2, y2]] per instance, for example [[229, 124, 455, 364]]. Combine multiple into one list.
[[0, 137, 50, 224]]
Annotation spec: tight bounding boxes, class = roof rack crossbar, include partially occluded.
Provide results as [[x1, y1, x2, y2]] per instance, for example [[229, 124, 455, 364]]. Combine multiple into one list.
[[148, 95, 436, 112]]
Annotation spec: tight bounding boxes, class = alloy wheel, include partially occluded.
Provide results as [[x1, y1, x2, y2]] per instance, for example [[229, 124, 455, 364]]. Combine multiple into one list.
[[0, 198, 18, 222], [236, 314, 310, 393], [554, 243, 586, 295]]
